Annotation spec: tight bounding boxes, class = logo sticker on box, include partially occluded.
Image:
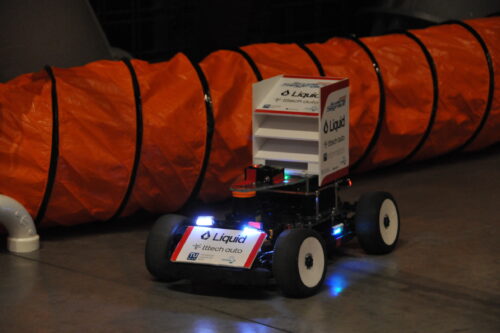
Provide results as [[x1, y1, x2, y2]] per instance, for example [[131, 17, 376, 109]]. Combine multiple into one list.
[[170, 226, 267, 269]]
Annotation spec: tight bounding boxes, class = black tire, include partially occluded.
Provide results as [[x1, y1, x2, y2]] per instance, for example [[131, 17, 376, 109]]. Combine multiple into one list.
[[355, 191, 400, 254], [273, 229, 327, 298], [145, 214, 186, 281]]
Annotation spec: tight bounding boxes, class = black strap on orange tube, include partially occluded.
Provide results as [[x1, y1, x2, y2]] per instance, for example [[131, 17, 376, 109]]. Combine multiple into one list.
[[445, 20, 494, 152], [397, 30, 439, 164], [35, 66, 60, 225], [109, 58, 144, 221], [234, 48, 263, 81], [297, 43, 325, 76], [347, 36, 386, 171], [183, 58, 215, 206]]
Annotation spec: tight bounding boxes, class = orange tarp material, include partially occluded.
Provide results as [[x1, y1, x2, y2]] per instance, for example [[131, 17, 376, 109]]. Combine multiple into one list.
[[0, 17, 499, 227], [121, 56, 207, 218], [240, 43, 321, 78], [307, 38, 385, 166], [409, 24, 490, 161], [356, 33, 435, 168], [464, 17, 500, 151], [198, 50, 256, 202], [47, 61, 139, 226], [0, 72, 52, 222]]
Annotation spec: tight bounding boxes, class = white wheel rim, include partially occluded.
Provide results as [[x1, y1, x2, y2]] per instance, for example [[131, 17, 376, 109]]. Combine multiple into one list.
[[297, 236, 325, 288], [379, 199, 399, 246]]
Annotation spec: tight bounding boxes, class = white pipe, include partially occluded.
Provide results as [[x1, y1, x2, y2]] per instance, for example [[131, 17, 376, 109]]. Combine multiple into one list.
[[0, 195, 39, 253]]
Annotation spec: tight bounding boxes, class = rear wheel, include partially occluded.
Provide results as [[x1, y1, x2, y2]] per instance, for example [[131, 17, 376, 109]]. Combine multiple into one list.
[[145, 214, 186, 281], [273, 229, 326, 298], [355, 192, 400, 254]]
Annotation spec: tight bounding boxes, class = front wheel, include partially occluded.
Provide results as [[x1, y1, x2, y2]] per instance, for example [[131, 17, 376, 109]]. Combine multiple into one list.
[[355, 192, 400, 254], [145, 214, 186, 281], [273, 229, 326, 298]]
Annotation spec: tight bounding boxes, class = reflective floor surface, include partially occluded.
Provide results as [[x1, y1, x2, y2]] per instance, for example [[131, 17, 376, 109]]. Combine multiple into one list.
[[1, 146, 499, 332]]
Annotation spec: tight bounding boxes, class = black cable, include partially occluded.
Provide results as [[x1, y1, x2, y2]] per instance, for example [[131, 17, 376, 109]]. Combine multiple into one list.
[[234, 48, 263, 81], [108, 59, 144, 221], [397, 31, 439, 164], [346, 36, 386, 171], [182, 58, 215, 206], [297, 43, 325, 76], [35, 66, 60, 225]]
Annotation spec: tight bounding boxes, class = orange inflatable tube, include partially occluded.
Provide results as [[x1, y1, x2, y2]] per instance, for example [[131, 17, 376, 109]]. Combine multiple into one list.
[[0, 17, 498, 227]]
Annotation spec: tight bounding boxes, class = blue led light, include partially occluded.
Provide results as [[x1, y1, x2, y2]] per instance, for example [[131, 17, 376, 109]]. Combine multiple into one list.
[[332, 286, 344, 297], [195, 216, 214, 226], [332, 224, 344, 237], [327, 274, 348, 298]]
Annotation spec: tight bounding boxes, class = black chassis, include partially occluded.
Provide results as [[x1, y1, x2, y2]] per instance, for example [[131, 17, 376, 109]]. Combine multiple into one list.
[[167, 167, 356, 285]]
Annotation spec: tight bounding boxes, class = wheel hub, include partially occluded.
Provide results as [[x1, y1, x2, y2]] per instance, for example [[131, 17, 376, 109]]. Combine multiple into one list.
[[383, 215, 390, 228], [305, 254, 314, 269]]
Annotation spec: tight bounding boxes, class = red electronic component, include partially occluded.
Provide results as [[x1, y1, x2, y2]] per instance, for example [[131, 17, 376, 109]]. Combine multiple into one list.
[[245, 167, 257, 183], [247, 221, 263, 230]]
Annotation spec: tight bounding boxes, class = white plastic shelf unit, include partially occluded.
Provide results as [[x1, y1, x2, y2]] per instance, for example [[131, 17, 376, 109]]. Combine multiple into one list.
[[253, 112, 320, 175]]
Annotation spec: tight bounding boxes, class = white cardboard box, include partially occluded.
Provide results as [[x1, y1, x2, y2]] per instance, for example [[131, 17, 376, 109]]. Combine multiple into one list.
[[252, 75, 349, 186]]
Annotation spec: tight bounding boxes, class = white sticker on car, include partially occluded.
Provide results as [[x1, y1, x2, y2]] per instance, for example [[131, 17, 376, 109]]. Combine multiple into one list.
[[170, 226, 266, 269]]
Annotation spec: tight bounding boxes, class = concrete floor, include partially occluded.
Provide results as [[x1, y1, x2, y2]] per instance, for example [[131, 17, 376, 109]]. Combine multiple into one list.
[[1, 146, 500, 333]]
